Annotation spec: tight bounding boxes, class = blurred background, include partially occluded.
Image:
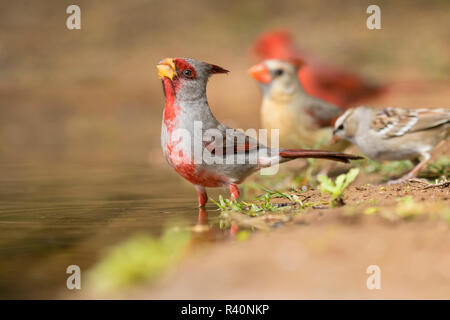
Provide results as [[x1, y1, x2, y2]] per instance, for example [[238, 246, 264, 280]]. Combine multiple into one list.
[[0, 0, 449, 298]]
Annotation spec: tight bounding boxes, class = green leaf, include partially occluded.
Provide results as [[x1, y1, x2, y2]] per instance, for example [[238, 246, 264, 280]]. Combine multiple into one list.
[[219, 195, 225, 208]]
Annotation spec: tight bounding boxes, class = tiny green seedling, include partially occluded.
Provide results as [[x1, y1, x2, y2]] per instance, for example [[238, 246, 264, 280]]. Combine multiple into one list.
[[361, 158, 413, 178], [395, 196, 425, 219], [317, 168, 360, 207], [211, 194, 279, 216], [424, 157, 450, 178], [211, 185, 310, 217]]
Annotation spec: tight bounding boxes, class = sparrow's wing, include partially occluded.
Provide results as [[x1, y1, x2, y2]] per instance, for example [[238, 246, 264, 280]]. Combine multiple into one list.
[[303, 96, 344, 127], [371, 107, 450, 138], [203, 125, 263, 155], [409, 109, 450, 132]]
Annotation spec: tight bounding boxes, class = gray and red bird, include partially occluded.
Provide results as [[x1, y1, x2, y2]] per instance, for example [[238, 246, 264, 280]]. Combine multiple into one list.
[[157, 57, 362, 207]]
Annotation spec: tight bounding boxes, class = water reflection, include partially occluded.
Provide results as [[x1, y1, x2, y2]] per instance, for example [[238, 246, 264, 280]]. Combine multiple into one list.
[[198, 207, 208, 226], [0, 158, 226, 298]]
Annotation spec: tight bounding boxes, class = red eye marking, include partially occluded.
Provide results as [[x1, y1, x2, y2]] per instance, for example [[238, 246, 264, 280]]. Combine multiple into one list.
[[174, 59, 197, 79]]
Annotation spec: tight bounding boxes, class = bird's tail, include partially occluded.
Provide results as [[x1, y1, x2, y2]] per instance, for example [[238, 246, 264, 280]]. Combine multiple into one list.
[[279, 149, 363, 164]]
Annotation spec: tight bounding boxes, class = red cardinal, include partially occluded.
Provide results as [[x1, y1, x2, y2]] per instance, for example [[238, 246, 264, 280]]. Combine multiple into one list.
[[157, 57, 362, 207], [251, 30, 388, 108]]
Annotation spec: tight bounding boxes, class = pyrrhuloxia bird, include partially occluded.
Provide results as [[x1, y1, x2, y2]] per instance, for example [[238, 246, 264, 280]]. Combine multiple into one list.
[[333, 106, 450, 181], [157, 57, 362, 207], [251, 30, 388, 108], [249, 59, 349, 151]]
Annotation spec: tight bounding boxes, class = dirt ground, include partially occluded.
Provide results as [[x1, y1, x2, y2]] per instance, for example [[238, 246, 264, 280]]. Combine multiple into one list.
[[142, 223, 450, 299], [137, 181, 450, 300], [75, 176, 449, 300]]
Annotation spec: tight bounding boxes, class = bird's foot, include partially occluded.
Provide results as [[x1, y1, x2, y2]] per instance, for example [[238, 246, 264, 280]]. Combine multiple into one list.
[[195, 186, 208, 207], [387, 178, 408, 185], [387, 156, 429, 186], [387, 173, 421, 185]]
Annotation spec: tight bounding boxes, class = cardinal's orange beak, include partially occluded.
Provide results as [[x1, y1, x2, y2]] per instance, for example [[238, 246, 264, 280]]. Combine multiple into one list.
[[248, 63, 271, 84], [157, 58, 176, 80], [331, 135, 341, 144]]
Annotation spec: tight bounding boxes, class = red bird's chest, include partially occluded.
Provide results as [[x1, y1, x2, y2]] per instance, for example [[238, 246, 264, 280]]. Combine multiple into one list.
[[160, 78, 229, 188], [164, 139, 228, 188], [172, 163, 227, 188]]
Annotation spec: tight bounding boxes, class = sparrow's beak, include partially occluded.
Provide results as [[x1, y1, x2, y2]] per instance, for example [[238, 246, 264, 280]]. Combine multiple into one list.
[[248, 63, 271, 84], [331, 134, 340, 144], [157, 58, 176, 80]]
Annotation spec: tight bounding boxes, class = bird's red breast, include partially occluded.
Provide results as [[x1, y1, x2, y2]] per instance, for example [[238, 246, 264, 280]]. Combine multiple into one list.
[[161, 78, 181, 133], [175, 163, 229, 187]]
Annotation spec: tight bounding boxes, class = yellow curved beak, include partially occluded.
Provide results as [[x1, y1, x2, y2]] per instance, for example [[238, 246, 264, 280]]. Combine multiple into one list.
[[157, 58, 176, 80]]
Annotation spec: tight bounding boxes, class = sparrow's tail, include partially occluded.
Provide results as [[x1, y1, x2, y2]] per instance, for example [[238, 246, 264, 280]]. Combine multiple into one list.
[[279, 149, 363, 164]]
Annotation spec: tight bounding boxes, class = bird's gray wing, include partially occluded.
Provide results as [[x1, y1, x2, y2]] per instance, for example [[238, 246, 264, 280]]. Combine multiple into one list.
[[303, 96, 344, 127], [203, 123, 263, 155]]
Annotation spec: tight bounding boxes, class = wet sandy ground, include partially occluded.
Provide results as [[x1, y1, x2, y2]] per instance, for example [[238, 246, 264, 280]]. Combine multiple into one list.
[[142, 220, 450, 299], [124, 181, 450, 300]]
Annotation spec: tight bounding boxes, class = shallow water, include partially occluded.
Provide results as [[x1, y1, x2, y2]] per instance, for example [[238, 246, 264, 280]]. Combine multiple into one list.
[[0, 105, 226, 299], [0, 157, 227, 298]]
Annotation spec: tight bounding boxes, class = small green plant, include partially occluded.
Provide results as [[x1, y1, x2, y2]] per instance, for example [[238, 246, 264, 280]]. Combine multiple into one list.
[[364, 207, 379, 215], [290, 138, 330, 187], [258, 187, 312, 209], [211, 195, 246, 212], [235, 230, 251, 242], [424, 157, 450, 178], [362, 158, 413, 178], [259, 186, 296, 201], [211, 186, 310, 217], [258, 193, 279, 211], [318, 168, 360, 207], [211, 194, 278, 216], [395, 196, 425, 219], [361, 158, 382, 174], [87, 228, 191, 293], [442, 208, 450, 225]]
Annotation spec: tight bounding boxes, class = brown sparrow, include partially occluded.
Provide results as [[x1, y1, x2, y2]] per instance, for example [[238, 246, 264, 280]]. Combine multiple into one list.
[[333, 106, 450, 182]]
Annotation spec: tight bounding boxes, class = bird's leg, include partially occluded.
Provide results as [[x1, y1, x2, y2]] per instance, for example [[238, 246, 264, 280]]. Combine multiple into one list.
[[389, 154, 430, 184], [402, 153, 431, 180], [410, 158, 421, 166], [229, 183, 240, 201], [195, 185, 208, 207]]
